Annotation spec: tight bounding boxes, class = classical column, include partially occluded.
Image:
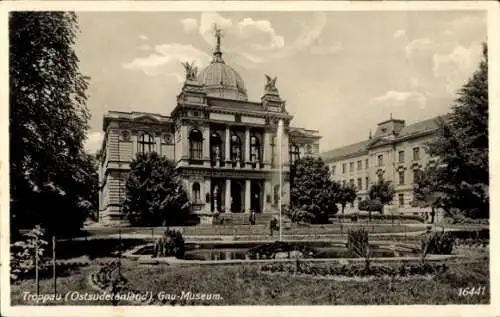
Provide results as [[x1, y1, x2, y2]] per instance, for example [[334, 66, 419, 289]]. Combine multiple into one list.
[[131, 133, 138, 158], [264, 180, 272, 212], [245, 179, 251, 213], [155, 132, 161, 155], [204, 178, 211, 213], [225, 126, 231, 164], [282, 129, 290, 170], [203, 126, 210, 166], [181, 125, 189, 161], [225, 179, 231, 213], [244, 128, 250, 166], [263, 131, 272, 168]]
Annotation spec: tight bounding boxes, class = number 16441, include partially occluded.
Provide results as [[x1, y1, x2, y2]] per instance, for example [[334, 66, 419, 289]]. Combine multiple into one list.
[[458, 287, 486, 296]]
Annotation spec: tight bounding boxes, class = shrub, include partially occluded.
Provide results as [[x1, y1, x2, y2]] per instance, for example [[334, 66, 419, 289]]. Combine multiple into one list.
[[283, 205, 315, 224], [10, 225, 48, 281], [153, 229, 185, 258], [335, 213, 425, 223], [421, 230, 454, 255], [358, 199, 383, 212], [346, 227, 370, 258]]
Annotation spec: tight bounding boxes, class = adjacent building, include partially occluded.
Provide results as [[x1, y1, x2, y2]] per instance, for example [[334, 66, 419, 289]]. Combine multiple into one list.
[[98, 31, 320, 225], [321, 115, 445, 213]]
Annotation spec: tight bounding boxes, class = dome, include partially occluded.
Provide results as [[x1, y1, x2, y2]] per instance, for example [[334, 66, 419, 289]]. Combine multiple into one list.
[[196, 27, 248, 101], [198, 61, 248, 101]]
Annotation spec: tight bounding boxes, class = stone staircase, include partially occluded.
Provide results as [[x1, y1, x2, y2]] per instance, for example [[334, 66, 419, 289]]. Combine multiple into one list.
[[219, 212, 278, 226]]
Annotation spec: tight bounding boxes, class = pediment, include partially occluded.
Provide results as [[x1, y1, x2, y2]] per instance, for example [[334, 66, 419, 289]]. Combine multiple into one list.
[[132, 114, 161, 123], [367, 137, 391, 148]]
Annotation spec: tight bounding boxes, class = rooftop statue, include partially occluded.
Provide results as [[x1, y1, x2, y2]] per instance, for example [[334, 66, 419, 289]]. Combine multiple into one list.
[[264, 74, 278, 93], [181, 61, 198, 81]]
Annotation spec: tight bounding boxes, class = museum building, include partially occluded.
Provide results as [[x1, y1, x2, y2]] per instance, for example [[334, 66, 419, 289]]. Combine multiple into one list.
[[321, 115, 445, 213], [98, 31, 321, 225]]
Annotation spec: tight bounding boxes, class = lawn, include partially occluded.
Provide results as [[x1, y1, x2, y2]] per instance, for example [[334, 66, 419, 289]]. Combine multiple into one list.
[[11, 257, 489, 305]]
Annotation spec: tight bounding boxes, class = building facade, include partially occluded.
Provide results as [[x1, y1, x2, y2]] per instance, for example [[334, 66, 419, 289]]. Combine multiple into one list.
[[321, 116, 445, 213], [98, 32, 321, 225]]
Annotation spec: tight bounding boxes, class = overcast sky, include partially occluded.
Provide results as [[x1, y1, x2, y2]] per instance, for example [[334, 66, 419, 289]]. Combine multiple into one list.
[[76, 10, 487, 154]]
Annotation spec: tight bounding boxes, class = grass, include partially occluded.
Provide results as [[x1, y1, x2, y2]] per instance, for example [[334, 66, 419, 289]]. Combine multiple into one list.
[[11, 257, 489, 305]]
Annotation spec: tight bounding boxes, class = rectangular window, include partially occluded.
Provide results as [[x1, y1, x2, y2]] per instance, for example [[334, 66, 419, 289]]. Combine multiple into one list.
[[398, 193, 405, 207], [399, 171, 405, 185], [349, 179, 354, 187], [413, 147, 420, 161], [331, 165, 336, 176], [342, 163, 346, 174], [357, 160, 362, 171], [357, 178, 362, 189], [365, 177, 369, 190], [349, 162, 354, 172], [365, 159, 369, 169], [377, 154, 384, 167], [398, 150, 405, 163]]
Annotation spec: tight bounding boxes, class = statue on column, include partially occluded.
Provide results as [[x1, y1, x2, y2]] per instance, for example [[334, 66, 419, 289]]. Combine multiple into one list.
[[264, 74, 278, 93], [181, 61, 198, 81]]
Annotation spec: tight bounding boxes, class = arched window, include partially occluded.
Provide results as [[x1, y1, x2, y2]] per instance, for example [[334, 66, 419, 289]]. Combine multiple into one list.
[[273, 185, 280, 206], [289, 144, 300, 164], [250, 136, 260, 163], [138, 133, 155, 154], [210, 132, 222, 164], [192, 182, 201, 203], [231, 134, 242, 164], [189, 129, 203, 161]]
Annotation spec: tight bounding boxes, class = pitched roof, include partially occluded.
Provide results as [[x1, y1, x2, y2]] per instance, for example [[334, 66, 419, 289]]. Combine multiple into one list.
[[321, 115, 448, 162], [398, 116, 441, 137], [321, 139, 371, 161]]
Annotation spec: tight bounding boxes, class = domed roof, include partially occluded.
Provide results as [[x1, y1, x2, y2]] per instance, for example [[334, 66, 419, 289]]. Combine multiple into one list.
[[198, 61, 248, 101], [197, 27, 248, 101]]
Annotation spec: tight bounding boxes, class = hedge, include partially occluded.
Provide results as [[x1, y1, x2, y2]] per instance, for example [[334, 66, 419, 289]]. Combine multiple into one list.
[[334, 213, 425, 223]]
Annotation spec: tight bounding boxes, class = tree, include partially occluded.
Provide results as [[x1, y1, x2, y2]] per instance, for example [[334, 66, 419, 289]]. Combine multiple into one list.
[[368, 177, 395, 218], [336, 181, 357, 215], [123, 152, 190, 226], [412, 165, 446, 223], [10, 12, 93, 237], [290, 157, 339, 224], [426, 43, 488, 218]]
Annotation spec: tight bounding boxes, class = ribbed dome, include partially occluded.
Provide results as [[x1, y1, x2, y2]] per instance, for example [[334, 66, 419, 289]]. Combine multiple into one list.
[[198, 60, 248, 101], [197, 27, 248, 101]]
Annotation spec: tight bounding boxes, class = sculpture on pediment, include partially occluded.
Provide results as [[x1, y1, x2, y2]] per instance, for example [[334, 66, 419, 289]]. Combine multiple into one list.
[[264, 74, 278, 93], [182, 61, 198, 81]]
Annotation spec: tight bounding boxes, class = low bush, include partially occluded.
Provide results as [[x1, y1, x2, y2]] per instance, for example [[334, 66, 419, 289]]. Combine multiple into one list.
[[153, 229, 185, 258], [334, 213, 425, 223], [358, 200, 383, 212], [346, 227, 370, 257], [10, 225, 48, 281], [283, 206, 315, 224], [421, 231, 454, 255]]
